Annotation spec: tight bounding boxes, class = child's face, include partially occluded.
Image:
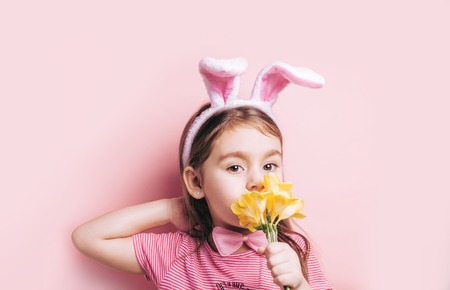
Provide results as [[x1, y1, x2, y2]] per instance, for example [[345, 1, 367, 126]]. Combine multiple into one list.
[[200, 125, 283, 232]]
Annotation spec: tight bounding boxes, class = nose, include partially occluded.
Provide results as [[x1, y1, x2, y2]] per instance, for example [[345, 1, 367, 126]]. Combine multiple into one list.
[[246, 170, 265, 192]]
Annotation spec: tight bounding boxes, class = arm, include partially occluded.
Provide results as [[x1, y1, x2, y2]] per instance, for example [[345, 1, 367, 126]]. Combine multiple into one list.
[[72, 197, 187, 274], [259, 242, 312, 290]]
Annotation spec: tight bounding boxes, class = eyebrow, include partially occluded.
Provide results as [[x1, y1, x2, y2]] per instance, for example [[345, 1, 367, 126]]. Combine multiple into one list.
[[218, 149, 282, 162]]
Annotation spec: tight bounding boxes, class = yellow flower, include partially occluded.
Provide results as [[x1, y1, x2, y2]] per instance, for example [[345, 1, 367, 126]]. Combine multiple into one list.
[[262, 173, 293, 198], [266, 192, 306, 224], [231, 173, 306, 232], [231, 191, 268, 232]]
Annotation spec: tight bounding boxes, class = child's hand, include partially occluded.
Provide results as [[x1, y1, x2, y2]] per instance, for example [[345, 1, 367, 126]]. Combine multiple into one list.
[[258, 242, 310, 290], [169, 197, 191, 232]]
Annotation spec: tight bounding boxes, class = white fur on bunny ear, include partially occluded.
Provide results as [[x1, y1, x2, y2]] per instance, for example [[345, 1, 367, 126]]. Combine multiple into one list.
[[251, 62, 325, 106], [199, 57, 248, 107]]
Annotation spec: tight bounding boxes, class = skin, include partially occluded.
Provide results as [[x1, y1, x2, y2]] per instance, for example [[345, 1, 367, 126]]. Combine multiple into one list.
[[184, 125, 284, 231], [72, 125, 311, 290]]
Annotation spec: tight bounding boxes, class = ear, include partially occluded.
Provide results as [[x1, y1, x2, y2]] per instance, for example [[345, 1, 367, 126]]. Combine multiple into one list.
[[199, 57, 248, 107], [251, 62, 325, 106], [182, 166, 204, 199]]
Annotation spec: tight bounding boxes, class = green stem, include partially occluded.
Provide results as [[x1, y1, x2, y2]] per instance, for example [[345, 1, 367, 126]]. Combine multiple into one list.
[[266, 223, 278, 243], [265, 224, 290, 290]]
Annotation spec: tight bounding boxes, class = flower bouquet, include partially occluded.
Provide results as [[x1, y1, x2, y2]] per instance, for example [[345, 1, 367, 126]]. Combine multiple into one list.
[[231, 172, 306, 290]]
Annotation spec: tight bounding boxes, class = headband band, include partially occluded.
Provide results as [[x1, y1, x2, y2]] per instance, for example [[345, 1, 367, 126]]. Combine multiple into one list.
[[182, 57, 325, 167]]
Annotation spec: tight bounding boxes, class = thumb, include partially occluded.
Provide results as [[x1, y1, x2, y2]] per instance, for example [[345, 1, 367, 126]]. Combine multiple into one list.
[[257, 246, 266, 255]]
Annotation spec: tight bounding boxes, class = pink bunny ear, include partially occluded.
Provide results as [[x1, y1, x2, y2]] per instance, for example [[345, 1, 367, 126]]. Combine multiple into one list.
[[251, 62, 325, 106], [199, 57, 248, 107]]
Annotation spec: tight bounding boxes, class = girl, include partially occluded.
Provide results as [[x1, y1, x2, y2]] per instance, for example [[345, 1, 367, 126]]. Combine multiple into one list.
[[72, 57, 332, 290]]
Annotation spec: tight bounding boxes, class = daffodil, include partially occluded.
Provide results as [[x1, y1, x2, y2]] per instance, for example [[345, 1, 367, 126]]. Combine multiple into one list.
[[231, 191, 268, 231], [231, 172, 305, 234], [262, 173, 293, 198], [266, 192, 306, 224], [231, 173, 305, 290]]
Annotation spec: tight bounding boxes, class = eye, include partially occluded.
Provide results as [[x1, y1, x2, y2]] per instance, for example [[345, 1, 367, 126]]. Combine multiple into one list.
[[263, 163, 277, 171], [227, 165, 244, 173]]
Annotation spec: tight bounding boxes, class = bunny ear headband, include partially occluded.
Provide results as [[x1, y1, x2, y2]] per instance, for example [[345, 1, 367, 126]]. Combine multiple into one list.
[[182, 57, 325, 167]]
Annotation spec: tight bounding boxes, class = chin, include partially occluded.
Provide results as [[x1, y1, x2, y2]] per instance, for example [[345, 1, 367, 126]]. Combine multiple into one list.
[[225, 224, 251, 234]]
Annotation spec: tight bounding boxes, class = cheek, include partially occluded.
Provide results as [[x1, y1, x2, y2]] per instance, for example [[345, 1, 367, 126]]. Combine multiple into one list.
[[204, 181, 244, 210], [201, 170, 247, 200]]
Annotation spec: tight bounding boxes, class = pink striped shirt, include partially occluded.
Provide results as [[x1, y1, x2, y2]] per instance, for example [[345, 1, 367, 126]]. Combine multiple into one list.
[[133, 231, 332, 290]]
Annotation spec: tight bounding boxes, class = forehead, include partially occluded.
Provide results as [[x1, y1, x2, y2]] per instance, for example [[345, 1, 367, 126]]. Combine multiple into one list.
[[211, 125, 282, 156]]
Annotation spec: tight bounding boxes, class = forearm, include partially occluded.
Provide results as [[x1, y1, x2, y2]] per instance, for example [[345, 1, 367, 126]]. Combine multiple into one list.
[[71, 198, 177, 273], [73, 198, 174, 241]]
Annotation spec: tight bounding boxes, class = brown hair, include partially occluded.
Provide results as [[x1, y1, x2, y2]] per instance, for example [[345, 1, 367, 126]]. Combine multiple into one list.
[[179, 104, 310, 280]]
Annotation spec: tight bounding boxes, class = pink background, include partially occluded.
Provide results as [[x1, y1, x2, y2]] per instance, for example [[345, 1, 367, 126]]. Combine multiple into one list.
[[1, 1, 449, 289]]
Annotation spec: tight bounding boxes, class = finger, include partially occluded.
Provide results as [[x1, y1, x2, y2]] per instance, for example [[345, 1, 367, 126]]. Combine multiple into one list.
[[266, 252, 290, 270], [264, 242, 290, 259], [270, 261, 294, 277], [270, 264, 304, 289]]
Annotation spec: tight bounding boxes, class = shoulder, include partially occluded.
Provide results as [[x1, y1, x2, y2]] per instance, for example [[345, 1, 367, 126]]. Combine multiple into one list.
[[133, 231, 200, 262], [132, 231, 202, 283], [133, 231, 197, 250]]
